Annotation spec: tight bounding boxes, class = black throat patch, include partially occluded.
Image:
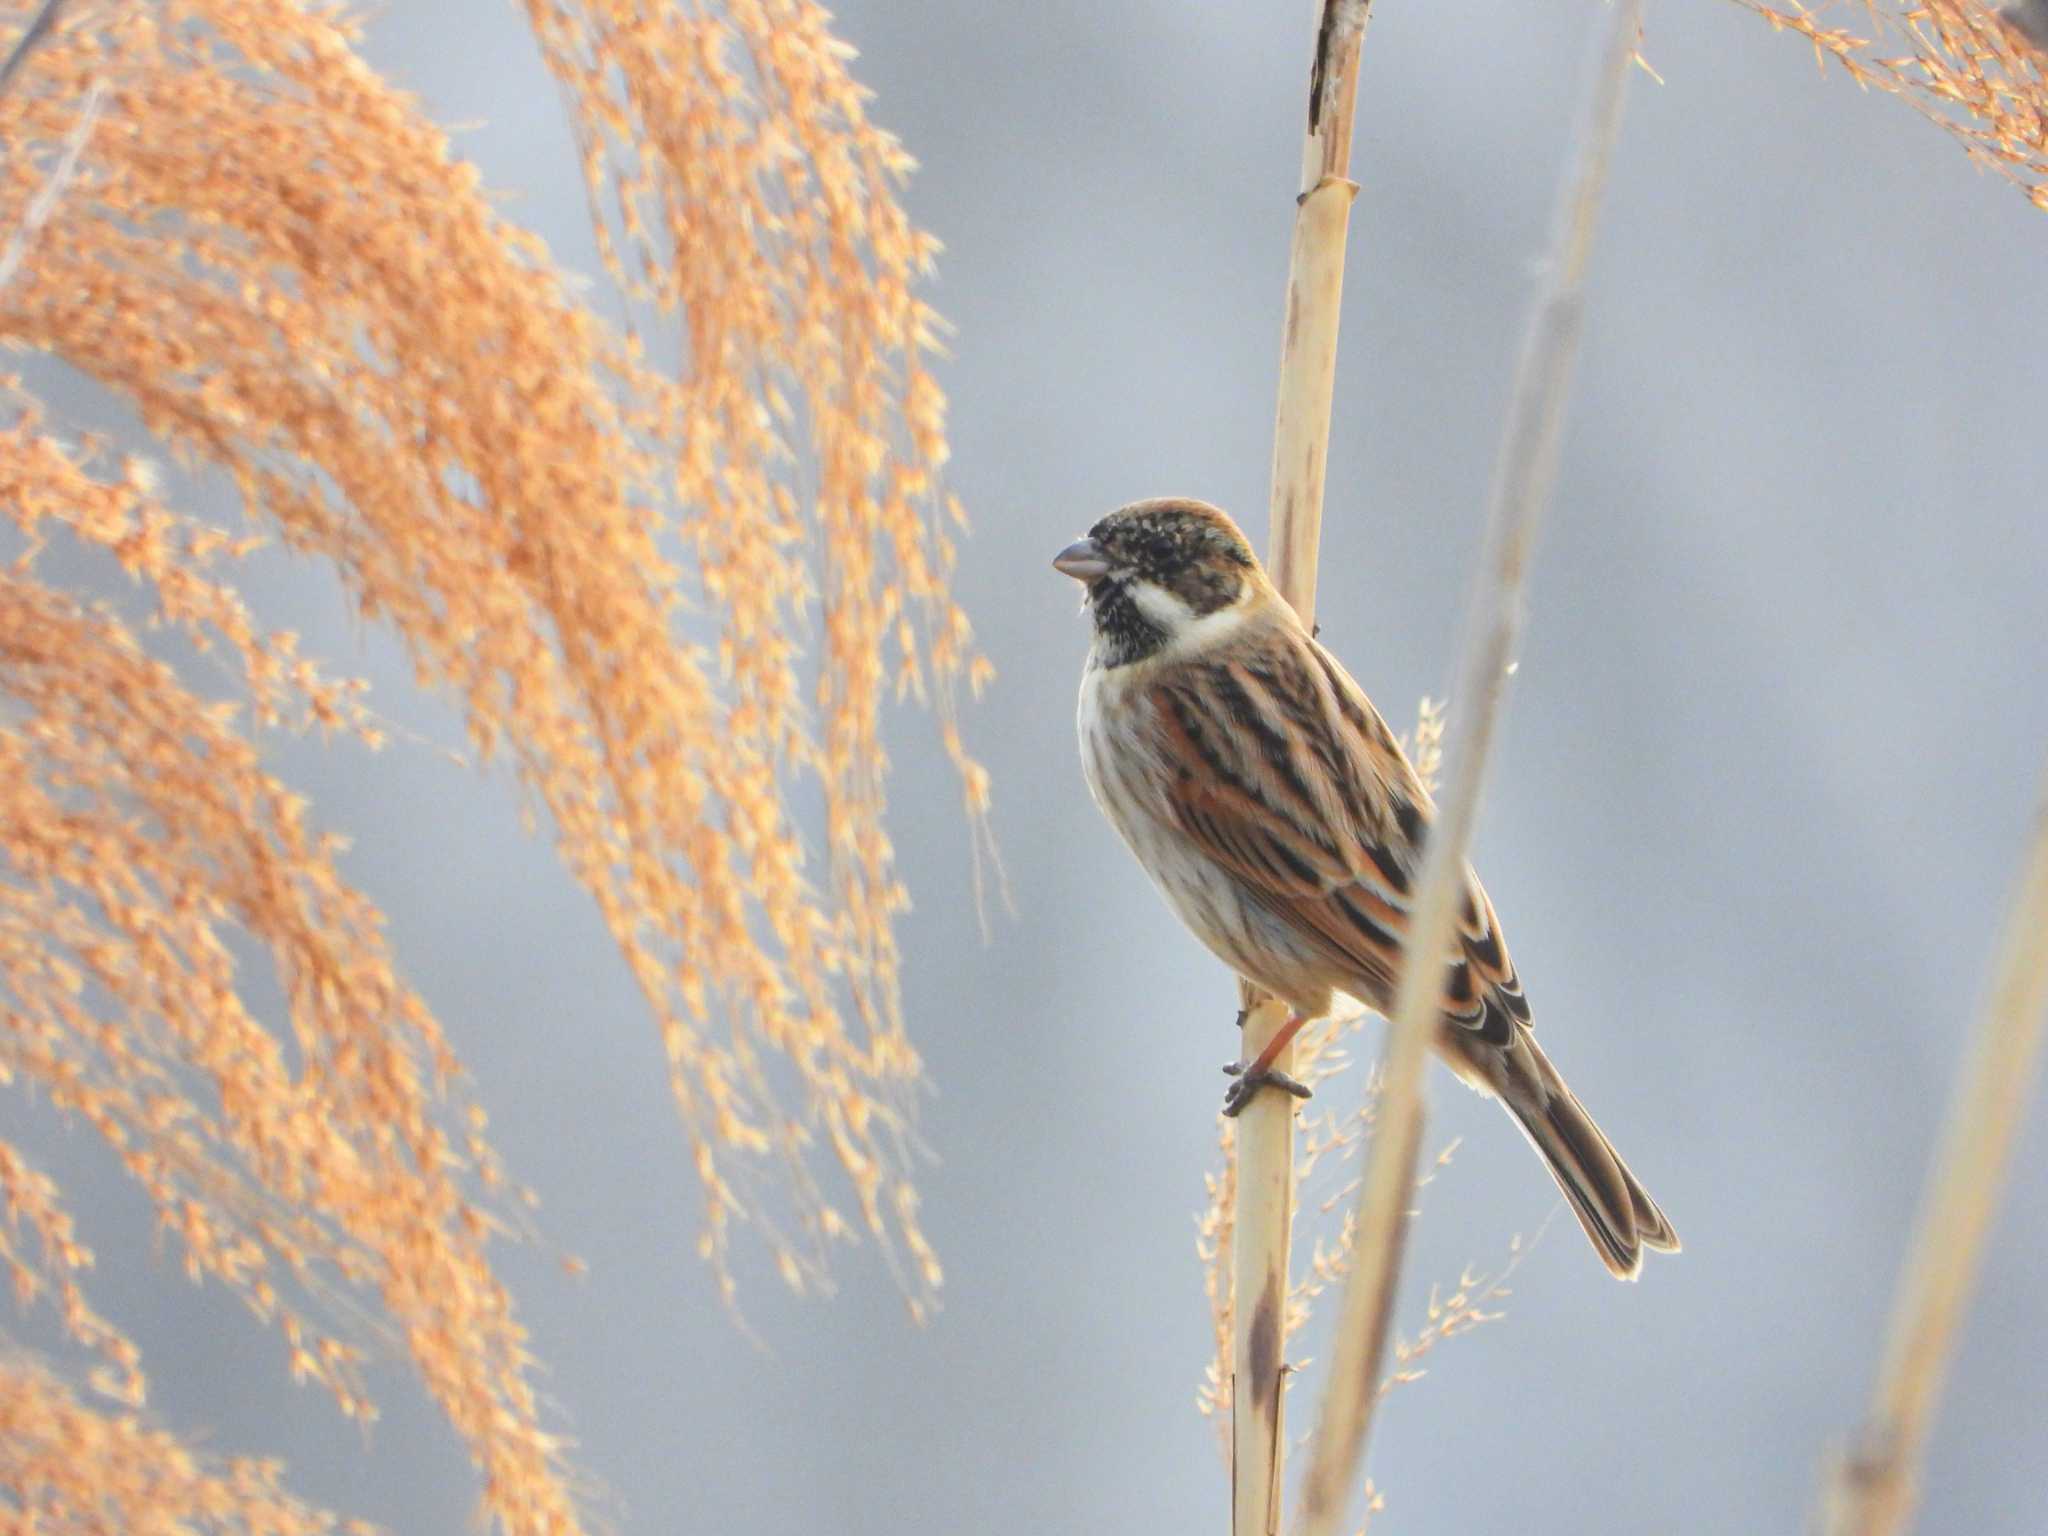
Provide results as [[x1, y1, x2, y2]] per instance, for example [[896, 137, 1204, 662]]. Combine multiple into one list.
[[1087, 579, 1169, 669]]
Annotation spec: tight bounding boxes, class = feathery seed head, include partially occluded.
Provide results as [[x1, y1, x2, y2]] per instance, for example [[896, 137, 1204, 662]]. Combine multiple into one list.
[[1736, 0, 2048, 213], [0, 0, 986, 1527]]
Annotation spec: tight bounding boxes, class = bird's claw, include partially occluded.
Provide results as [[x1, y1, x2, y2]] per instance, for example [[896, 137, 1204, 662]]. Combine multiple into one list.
[[1220, 1061, 1313, 1117]]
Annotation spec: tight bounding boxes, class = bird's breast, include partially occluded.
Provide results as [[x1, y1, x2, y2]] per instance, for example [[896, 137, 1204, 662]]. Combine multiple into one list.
[[1075, 657, 1331, 1010], [1076, 661, 1171, 836]]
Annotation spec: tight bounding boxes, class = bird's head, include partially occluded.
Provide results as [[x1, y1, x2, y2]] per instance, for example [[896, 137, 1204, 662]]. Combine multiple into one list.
[[1054, 498, 1266, 668]]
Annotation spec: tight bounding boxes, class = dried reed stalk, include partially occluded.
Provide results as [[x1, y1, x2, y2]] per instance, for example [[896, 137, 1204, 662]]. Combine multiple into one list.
[[1296, 5, 1644, 1530], [0, 0, 63, 97], [1817, 759, 2048, 1536], [1232, 5, 1369, 1533]]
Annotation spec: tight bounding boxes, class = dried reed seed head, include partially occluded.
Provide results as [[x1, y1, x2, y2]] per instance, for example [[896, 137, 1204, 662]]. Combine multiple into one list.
[[0, 1358, 353, 1535], [1738, 0, 2048, 210], [0, 0, 983, 1530]]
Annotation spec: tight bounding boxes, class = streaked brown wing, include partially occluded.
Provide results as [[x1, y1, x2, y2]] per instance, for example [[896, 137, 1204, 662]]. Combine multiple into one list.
[[1147, 626, 1531, 1041]]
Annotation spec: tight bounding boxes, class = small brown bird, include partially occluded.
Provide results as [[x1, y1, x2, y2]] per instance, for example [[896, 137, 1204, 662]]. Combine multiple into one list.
[[1057, 497, 1678, 1279]]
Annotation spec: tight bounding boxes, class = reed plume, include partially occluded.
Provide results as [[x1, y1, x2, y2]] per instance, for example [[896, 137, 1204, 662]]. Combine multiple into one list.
[[1, 1355, 354, 1536], [1734, 0, 2048, 209], [0, 1, 982, 1529]]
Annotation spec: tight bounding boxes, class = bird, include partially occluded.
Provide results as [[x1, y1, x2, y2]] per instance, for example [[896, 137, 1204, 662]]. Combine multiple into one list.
[[1055, 496, 1678, 1279]]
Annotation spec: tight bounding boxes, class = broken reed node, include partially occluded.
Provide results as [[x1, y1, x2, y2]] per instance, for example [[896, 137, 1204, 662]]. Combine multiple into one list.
[[0, 3, 986, 1534]]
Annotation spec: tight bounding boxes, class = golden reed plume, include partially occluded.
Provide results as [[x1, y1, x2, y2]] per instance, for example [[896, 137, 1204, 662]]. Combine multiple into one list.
[[1734, 0, 2048, 209], [2, 1354, 351, 1536], [0, 2, 986, 1529]]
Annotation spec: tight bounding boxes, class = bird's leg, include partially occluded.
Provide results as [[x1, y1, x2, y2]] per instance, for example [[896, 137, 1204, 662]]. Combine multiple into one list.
[[1221, 1012, 1314, 1117]]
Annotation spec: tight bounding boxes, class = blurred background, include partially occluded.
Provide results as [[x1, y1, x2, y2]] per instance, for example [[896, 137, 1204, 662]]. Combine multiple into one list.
[[15, 0, 2048, 1530]]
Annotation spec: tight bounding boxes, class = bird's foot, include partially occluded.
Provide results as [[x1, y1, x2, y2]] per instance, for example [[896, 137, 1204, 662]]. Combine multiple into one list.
[[1220, 1060, 1313, 1117]]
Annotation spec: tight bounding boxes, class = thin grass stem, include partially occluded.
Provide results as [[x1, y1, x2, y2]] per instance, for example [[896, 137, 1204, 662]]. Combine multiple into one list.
[[1818, 758, 2048, 1536], [1295, 5, 1644, 1530]]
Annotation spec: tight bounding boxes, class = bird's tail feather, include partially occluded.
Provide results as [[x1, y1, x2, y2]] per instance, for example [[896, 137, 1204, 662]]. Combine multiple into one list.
[[1498, 1036, 1678, 1281]]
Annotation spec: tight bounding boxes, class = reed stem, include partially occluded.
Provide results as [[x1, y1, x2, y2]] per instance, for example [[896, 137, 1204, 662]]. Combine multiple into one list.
[[1295, 6, 1644, 1529], [1818, 758, 2048, 1536], [1231, 5, 1370, 1533]]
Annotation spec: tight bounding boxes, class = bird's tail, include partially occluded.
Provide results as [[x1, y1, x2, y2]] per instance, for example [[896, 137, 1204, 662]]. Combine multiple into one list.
[[1494, 1034, 1679, 1281]]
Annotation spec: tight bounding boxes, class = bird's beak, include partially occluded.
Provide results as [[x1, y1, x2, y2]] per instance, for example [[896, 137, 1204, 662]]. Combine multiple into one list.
[[1052, 537, 1110, 583]]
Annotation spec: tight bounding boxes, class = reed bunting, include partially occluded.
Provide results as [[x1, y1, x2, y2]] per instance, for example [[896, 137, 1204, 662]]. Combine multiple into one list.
[[1057, 497, 1677, 1279]]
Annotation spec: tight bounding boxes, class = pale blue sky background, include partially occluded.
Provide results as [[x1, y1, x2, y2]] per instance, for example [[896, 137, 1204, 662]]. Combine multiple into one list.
[[12, 1, 2048, 1532]]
